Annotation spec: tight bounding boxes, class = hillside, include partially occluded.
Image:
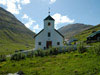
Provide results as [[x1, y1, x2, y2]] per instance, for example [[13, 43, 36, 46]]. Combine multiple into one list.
[[75, 24, 100, 41], [58, 23, 93, 39], [0, 7, 35, 54]]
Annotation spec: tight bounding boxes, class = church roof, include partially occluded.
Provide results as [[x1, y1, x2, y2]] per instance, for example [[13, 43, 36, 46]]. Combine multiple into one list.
[[34, 29, 44, 38], [54, 29, 64, 38], [34, 29, 64, 38], [44, 15, 55, 21]]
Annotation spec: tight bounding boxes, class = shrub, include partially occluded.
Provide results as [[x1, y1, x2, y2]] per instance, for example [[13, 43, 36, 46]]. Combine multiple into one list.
[[34, 50, 45, 57], [77, 42, 87, 53], [44, 50, 50, 56], [62, 47, 66, 54], [51, 47, 59, 55], [34, 47, 59, 57], [67, 46, 75, 53], [10, 53, 26, 61], [27, 51, 34, 58], [93, 44, 100, 56], [39, 50, 45, 57], [0, 55, 6, 62], [50, 49, 53, 55]]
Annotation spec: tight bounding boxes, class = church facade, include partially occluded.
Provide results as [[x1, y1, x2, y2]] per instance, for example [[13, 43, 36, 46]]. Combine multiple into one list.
[[34, 15, 64, 50]]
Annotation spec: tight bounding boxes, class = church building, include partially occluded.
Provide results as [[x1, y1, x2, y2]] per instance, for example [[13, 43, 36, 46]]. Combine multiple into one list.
[[34, 14, 64, 50]]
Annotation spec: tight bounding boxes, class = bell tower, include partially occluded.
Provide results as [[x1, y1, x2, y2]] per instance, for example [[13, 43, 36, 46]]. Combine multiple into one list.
[[44, 8, 55, 30]]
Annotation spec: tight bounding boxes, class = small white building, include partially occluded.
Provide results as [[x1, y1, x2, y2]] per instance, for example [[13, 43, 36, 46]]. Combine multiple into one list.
[[34, 15, 64, 50]]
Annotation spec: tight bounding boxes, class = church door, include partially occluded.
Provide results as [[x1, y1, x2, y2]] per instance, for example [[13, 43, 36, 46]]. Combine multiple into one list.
[[46, 41, 52, 48]]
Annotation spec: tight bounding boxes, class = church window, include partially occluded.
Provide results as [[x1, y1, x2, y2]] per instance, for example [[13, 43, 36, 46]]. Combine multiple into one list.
[[38, 42, 41, 45], [48, 32, 51, 37], [48, 22, 51, 26], [57, 42, 60, 45]]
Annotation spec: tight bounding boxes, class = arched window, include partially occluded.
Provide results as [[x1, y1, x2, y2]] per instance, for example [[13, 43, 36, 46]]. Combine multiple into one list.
[[48, 22, 51, 26]]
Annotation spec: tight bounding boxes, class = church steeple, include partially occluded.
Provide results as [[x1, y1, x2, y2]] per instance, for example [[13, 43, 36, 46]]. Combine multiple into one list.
[[44, 8, 55, 29]]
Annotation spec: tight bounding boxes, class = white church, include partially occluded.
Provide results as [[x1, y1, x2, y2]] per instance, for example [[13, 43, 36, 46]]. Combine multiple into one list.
[[34, 14, 64, 50]]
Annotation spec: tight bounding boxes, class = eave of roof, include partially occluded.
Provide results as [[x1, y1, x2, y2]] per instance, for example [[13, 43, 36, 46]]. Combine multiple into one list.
[[34, 29, 44, 38], [54, 29, 64, 38]]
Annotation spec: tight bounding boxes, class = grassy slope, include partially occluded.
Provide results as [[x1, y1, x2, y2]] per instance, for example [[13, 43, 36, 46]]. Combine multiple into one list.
[[0, 28, 35, 55], [0, 7, 35, 54], [0, 50, 100, 75], [75, 24, 100, 42]]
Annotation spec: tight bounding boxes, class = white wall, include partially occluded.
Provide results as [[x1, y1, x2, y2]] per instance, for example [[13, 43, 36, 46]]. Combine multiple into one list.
[[35, 19, 64, 50], [35, 29, 64, 50]]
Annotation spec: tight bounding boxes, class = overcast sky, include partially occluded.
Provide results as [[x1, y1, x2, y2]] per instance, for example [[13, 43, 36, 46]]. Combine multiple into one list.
[[0, 0, 100, 33]]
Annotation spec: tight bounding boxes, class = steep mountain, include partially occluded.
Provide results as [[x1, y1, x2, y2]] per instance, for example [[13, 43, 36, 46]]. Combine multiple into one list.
[[0, 7, 35, 54], [75, 24, 100, 41], [58, 23, 93, 39]]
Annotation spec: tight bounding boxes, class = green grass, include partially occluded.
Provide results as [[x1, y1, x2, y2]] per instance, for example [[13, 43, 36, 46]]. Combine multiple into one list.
[[0, 49, 100, 75], [0, 29, 35, 55], [0, 43, 34, 55]]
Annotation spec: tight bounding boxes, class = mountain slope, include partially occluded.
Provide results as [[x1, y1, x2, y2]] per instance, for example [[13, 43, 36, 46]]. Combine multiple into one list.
[[58, 23, 93, 39], [75, 24, 100, 41], [0, 7, 35, 54]]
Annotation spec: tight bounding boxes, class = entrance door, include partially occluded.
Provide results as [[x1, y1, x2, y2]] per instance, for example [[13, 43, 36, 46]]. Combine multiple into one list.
[[46, 41, 52, 48]]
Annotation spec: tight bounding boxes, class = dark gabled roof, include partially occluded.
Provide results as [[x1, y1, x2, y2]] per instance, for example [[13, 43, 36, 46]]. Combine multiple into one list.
[[87, 30, 100, 38], [34, 29, 44, 38], [44, 15, 55, 21], [54, 29, 64, 38]]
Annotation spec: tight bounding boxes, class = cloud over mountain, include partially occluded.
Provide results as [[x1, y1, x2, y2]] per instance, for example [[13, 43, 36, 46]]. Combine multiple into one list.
[[22, 14, 41, 33], [52, 13, 75, 29]]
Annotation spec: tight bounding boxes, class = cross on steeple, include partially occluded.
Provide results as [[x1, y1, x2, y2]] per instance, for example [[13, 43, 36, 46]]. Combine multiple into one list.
[[48, 7, 50, 15]]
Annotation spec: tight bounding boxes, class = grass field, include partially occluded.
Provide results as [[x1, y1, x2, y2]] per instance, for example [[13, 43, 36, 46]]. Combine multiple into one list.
[[0, 47, 100, 75], [0, 42, 34, 55]]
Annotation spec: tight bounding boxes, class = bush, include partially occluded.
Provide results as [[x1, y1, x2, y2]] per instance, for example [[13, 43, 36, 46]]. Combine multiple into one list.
[[93, 44, 100, 56], [67, 46, 75, 53], [0, 55, 6, 62], [27, 51, 34, 58], [34, 47, 59, 57], [62, 48, 66, 54], [77, 42, 87, 53], [45, 50, 50, 56], [10, 53, 26, 61], [51, 47, 59, 55], [39, 50, 45, 57], [34, 50, 45, 57]]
